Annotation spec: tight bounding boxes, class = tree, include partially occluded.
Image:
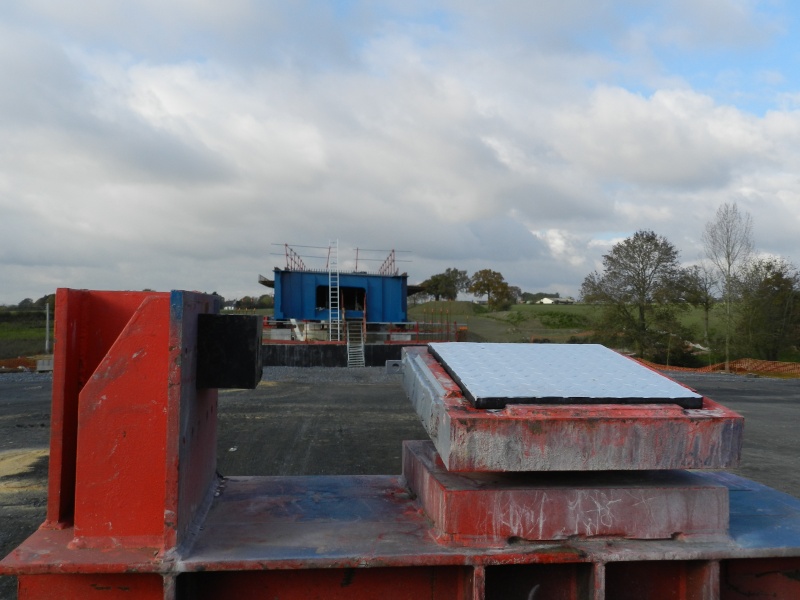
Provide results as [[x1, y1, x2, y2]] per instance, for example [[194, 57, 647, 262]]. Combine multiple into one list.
[[680, 263, 717, 347], [256, 294, 274, 309], [581, 230, 685, 359], [237, 296, 257, 309], [421, 268, 469, 301], [469, 269, 510, 310], [490, 284, 515, 311], [650, 303, 695, 367], [702, 202, 754, 369], [33, 293, 56, 309], [735, 257, 800, 360]]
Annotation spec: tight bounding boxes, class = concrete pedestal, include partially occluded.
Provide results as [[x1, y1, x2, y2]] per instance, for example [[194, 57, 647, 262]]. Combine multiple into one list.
[[402, 346, 743, 472], [403, 440, 729, 546]]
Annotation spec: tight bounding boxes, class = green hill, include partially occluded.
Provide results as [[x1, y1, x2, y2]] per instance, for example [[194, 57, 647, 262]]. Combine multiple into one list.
[[408, 300, 800, 365], [407, 301, 593, 343]]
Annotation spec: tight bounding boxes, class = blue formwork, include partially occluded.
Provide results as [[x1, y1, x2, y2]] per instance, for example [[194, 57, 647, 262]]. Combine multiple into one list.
[[272, 268, 408, 323]]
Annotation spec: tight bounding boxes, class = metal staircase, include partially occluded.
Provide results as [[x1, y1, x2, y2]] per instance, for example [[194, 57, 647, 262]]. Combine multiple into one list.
[[328, 241, 341, 342], [346, 320, 365, 367]]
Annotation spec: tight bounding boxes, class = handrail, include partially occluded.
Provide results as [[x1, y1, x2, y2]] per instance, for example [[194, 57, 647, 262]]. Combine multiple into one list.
[[262, 317, 464, 343]]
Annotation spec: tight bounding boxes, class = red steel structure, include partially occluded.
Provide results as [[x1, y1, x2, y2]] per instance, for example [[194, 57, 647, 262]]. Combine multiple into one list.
[[3, 288, 800, 598]]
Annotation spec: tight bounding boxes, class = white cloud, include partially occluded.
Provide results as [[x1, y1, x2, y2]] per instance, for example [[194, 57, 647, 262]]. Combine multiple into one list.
[[551, 87, 773, 188], [533, 229, 590, 268], [658, 0, 781, 50], [1, 1, 799, 304], [614, 201, 673, 222]]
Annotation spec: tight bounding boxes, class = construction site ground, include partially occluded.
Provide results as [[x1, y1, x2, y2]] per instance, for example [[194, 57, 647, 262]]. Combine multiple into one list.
[[1, 367, 800, 599]]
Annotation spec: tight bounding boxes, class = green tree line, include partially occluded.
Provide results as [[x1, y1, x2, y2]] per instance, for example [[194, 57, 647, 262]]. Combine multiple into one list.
[[0, 294, 56, 311], [418, 267, 526, 311], [581, 204, 799, 364], [419, 203, 798, 365]]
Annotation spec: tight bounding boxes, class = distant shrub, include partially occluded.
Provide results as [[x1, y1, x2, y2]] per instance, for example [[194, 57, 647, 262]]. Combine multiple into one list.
[[0, 312, 46, 326], [538, 312, 590, 329], [506, 312, 526, 326], [0, 339, 46, 360]]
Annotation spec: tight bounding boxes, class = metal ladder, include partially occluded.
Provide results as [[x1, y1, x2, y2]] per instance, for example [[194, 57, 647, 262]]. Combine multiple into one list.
[[328, 241, 341, 342], [346, 320, 365, 367]]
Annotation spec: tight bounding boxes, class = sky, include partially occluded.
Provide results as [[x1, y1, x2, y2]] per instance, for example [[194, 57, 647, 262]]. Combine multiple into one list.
[[1, 1, 799, 305]]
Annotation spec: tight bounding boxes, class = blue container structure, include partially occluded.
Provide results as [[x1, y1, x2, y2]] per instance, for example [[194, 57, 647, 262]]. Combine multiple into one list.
[[271, 268, 409, 323], [259, 245, 442, 366]]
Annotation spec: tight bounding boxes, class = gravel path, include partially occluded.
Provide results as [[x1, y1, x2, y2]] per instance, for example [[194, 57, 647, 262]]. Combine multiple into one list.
[[0, 366, 780, 388], [0, 371, 52, 383], [0, 368, 399, 385]]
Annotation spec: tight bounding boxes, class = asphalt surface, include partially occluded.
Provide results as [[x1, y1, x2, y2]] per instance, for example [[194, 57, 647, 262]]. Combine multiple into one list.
[[1, 368, 800, 599], [667, 371, 800, 496], [216, 369, 428, 477], [0, 379, 51, 600]]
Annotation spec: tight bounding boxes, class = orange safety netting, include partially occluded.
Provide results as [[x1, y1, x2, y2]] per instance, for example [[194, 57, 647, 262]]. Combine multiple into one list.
[[0, 357, 37, 371], [636, 357, 800, 377]]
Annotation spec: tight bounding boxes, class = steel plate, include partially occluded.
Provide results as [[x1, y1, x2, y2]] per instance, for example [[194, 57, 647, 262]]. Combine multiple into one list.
[[427, 343, 702, 409]]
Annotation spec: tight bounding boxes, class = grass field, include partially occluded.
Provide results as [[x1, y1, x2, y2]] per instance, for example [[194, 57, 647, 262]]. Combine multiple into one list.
[[2, 301, 797, 364], [411, 301, 600, 344], [415, 301, 800, 364], [0, 313, 52, 360]]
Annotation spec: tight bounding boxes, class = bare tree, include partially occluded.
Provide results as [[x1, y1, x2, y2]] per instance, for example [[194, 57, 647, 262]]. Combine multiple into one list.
[[701, 203, 754, 369], [680, 262, 717, 347]]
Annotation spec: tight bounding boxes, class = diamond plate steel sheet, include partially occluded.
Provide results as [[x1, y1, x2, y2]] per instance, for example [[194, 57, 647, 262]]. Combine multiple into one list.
[[428, 343, 703, 409]]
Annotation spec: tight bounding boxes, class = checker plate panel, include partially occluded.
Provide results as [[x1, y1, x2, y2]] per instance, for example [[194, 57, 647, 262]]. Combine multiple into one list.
[[427, 343, 702, 409]]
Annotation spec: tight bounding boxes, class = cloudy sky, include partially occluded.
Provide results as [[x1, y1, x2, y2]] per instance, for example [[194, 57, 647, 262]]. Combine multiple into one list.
[[1, 1, 799, 305]]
